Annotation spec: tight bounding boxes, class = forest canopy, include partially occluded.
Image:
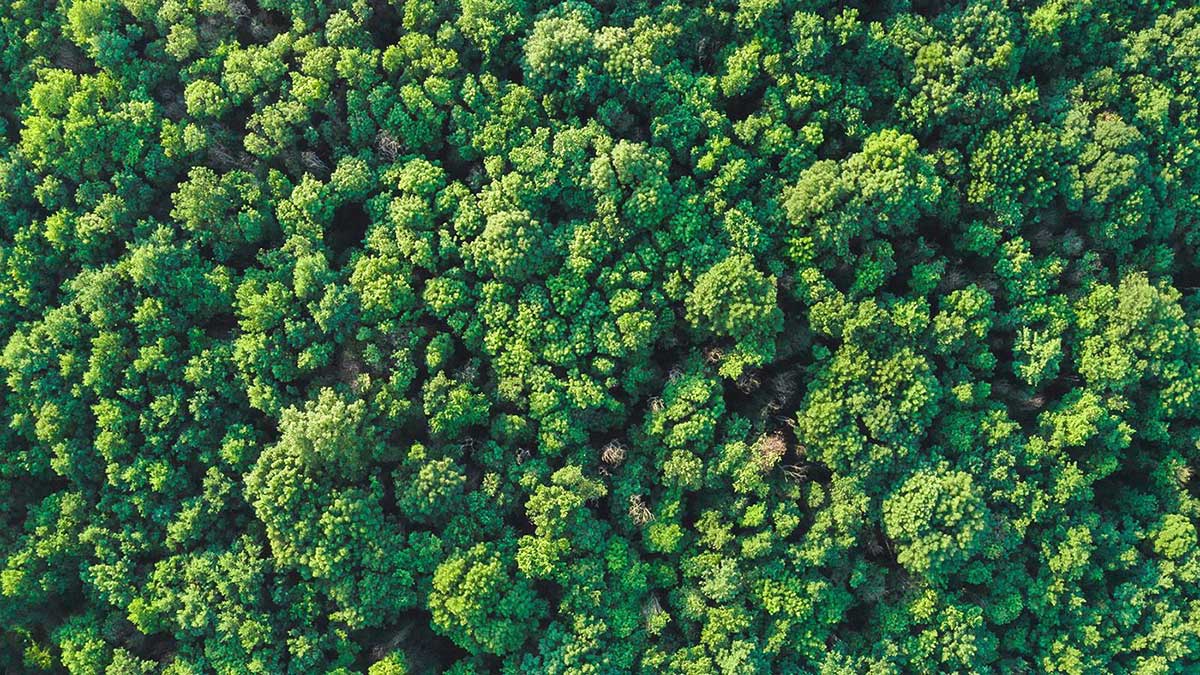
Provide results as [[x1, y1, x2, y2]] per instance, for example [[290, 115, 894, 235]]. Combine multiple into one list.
[[3, 0, 1200, 672]]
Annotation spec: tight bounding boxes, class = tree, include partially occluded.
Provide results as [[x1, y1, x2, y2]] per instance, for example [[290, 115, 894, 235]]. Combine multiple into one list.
[[685, 253, 782, 378], [883, 465, 990, 580], [428, 540, 548, 656]]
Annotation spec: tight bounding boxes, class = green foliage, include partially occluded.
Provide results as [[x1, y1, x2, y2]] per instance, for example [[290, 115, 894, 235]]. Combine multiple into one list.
[[429, 540, 548, 656], [3, 1, 1200, 673], [686, 253, 782, 378], [884, 465, 990, 579]]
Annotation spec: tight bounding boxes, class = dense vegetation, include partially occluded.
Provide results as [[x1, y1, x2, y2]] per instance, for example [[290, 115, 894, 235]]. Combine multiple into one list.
[[2, 0, 1200, 672]]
